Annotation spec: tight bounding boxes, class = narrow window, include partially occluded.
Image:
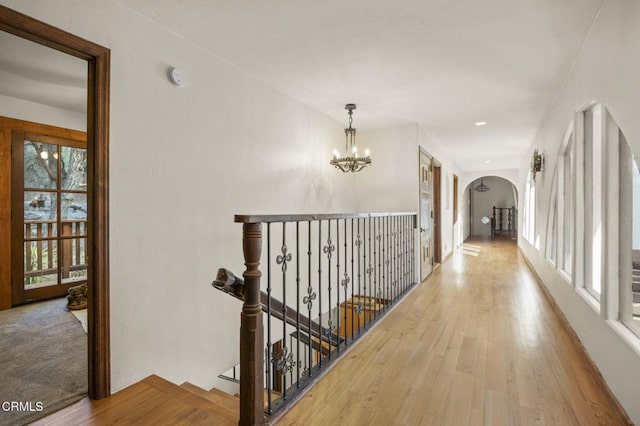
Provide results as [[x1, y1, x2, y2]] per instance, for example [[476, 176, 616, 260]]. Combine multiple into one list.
[[584, 105, 603, 299], [558, 133, 574, 277], [620, 131, 640, 336], [545, 168, 558, 264]]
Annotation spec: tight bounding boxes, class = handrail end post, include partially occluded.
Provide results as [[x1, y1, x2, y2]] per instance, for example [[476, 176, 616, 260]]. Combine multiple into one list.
[[239, 222, 265, 425]]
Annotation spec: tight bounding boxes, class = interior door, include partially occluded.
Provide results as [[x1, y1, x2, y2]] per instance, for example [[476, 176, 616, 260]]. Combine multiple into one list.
[[11, 130, 87, 305], [419, 149, 433, 281]]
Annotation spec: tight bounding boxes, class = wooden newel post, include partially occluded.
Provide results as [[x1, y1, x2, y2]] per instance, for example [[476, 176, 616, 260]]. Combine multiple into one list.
[[239, 222, 265, 425]]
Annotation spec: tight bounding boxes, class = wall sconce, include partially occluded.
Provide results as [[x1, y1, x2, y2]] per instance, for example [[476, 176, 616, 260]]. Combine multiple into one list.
[[531, 149, 544, 181]]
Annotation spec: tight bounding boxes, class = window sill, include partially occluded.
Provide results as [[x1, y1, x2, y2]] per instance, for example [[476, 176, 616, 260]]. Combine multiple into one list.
[[558, 269, 572, 286], [577, 286, 601, 314], [607, 320, 640, 358]]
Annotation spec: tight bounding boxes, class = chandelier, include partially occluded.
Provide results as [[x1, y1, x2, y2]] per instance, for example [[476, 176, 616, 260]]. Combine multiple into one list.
[[330, 104, 371, 173], [475, 177, 490, 192]]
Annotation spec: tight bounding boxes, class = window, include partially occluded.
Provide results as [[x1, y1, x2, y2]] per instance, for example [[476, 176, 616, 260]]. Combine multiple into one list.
[[583, 105, 603, 300], [620, 130, 640, 336], [558, 130, 574, 277], [545, 169, 557, 264], [523, 171, 536, 244]]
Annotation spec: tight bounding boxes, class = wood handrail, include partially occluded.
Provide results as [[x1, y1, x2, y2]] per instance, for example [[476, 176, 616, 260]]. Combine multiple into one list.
[[213, 268, 342, 345], [235, 212, 417, 224]]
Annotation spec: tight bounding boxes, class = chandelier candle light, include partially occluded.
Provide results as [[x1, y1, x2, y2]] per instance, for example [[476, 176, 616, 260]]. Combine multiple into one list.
[[330, 103, 372, 172]]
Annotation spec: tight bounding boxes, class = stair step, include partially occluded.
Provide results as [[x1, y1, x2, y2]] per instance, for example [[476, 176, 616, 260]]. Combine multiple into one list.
[[180, 382, 240, 412], [32, 375, 238, 425]]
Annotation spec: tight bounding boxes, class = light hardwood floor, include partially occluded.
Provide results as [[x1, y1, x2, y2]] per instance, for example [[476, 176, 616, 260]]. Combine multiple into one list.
[[277, 238, 630, 425]]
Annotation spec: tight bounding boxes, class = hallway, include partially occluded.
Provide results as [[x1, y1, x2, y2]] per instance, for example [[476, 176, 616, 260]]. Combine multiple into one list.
[[277, 238, 629, 425]]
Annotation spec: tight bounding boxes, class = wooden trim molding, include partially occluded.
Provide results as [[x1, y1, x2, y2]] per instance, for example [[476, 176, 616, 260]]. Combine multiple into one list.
[[0, 5, 111, 399], [519, 249, 633, 425]]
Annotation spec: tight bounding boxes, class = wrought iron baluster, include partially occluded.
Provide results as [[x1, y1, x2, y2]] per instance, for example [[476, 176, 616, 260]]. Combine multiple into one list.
[[350, 218, 354, 338], [342, 219, 349, 344], [276, 223, 294, 399], [402, 216, 407, 294], [323, 220, 335, 359], [367, 216, 373, 323], [396, 216, 399, 299], [266, 223, 272, 412], [356, 217, 362, 334], [392, 216, 396, 302], [295, 221, 300, 387], [336, 219, 341, 351], [305, 221, 313, 377], [376, 217, 381, 317], [317, 221, 323, 368], [383, 216, 388, 308], [364, 217, 369, 325], [398, 216, 402, 296], [407, 216, 410, 289]]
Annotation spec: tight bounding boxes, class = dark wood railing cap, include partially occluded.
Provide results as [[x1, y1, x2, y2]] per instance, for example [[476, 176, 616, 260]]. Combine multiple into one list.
[[234, 212, 417, 224]]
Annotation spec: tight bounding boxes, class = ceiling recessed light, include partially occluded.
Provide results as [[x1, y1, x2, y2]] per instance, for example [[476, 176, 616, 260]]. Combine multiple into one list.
[[484, 160, 491, 164], [475, 121, 487, 126]]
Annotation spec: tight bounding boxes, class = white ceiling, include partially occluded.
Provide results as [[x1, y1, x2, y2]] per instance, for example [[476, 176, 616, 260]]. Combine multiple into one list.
[[116, 0, 604, 172], [1, 0, 604, 172], [0, 30, 86, 113]]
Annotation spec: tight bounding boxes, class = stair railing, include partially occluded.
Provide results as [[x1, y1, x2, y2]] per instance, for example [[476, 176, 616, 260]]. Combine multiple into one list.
[[230, 212, 418, 425]]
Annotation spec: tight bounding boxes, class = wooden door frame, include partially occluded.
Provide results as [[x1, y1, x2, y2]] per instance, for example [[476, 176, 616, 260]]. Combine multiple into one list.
[[433, 162, 442, 264], [418, 146, 433, 281], [0, 5, 111, 399]]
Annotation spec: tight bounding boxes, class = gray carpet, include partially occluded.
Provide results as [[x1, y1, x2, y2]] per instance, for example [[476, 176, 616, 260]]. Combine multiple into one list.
[[0, 298, 87, 425]]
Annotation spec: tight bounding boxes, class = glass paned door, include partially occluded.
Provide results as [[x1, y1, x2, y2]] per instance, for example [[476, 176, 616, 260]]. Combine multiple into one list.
[[12, 131, 87, 303]]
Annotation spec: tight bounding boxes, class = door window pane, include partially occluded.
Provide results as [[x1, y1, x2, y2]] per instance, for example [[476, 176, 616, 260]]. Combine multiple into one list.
[[61, 237, 87, 284], [24, 191, 57, 221], [24, 239, 58, 289], [24, 141, 59, 189], [61, 192, 87, 220], [60, 146, 87, 191]]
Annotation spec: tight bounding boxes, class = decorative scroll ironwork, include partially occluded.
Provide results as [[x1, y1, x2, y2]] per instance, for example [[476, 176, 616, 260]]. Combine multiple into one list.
[[323, 238, 335, 260], [325, 320, 337, 344], [272, 346, 296, 374], [355, 300, 365, 315], [303, 286, 316, 311], [341, 271, 350, 289], [276, 245, 292, 273], [355, 236, 362, 248]]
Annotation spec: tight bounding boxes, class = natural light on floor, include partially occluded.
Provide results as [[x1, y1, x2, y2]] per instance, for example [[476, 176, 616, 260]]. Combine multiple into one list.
[[461, 243, 481, 257]]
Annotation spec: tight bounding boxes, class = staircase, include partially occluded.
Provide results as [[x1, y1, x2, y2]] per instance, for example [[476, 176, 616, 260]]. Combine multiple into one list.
[[32, 375, 239, 425]]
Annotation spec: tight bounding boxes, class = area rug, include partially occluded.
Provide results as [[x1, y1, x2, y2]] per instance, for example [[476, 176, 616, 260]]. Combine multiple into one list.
[[70, 308, 88, 334], [0, 298, 87, 425]]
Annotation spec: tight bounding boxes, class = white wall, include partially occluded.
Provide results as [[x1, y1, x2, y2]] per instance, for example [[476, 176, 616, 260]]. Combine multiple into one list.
[[0, 0, 360, 393], [0, 93, 86, 131], [518, 0, 640, 422]]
